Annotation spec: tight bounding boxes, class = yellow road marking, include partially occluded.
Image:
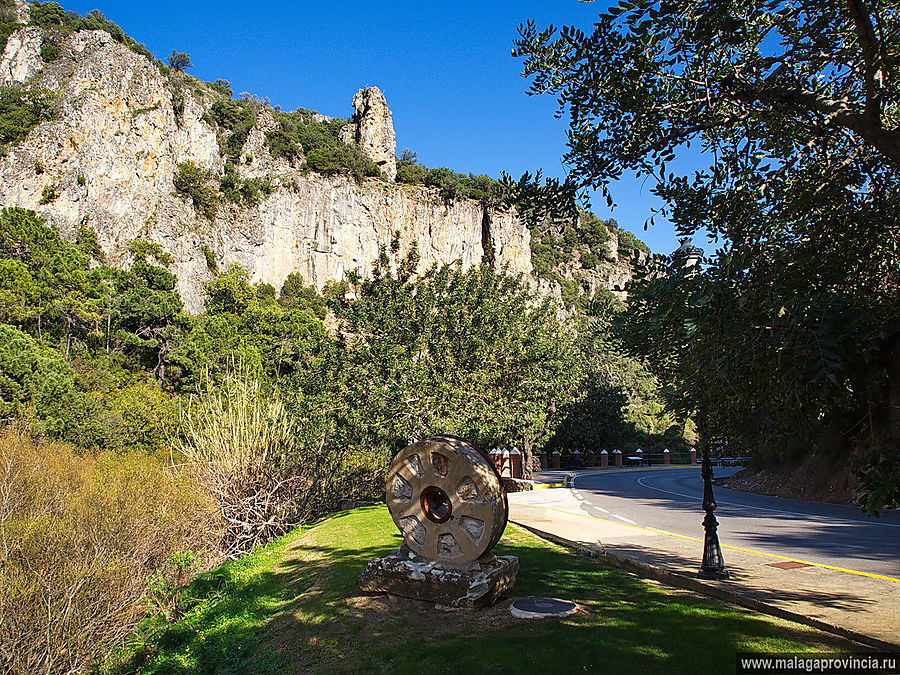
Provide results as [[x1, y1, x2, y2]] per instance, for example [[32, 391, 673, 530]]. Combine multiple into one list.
[[512, 503, 900, 584]]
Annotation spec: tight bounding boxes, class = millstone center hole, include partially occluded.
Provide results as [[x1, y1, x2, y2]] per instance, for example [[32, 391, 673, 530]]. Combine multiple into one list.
[[420, 486, 452, 523]]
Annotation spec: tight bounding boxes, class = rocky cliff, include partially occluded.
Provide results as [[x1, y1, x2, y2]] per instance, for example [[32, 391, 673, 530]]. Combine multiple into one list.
[[0, 4, 637, 313]]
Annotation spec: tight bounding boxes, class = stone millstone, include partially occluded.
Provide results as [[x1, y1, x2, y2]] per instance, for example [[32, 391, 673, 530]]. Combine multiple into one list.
[[385, 435, 508, 566], [357, 547, 519, 609]]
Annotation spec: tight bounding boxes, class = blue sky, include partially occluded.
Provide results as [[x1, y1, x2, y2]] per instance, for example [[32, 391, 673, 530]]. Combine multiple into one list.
[[59, 0, 696, 255]]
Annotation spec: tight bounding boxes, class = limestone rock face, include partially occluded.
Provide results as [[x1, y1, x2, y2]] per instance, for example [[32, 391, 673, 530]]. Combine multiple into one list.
[[1, 27, 43, 86], [0, 28, 534, 312], [0, 22, 637, 313], [340, 86, 397, 181]]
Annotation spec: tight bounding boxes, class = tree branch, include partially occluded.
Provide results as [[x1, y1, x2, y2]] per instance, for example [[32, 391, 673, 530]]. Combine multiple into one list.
[[846, 0, 883, 125], [725, 80, 900, 167]]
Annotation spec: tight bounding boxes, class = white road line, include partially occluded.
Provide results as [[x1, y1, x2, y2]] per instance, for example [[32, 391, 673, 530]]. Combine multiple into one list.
[[612, 514, 637, 525], [632, 476, 900, 528]]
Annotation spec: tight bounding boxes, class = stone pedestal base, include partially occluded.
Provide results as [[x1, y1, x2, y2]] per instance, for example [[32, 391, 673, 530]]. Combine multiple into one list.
[[357, 547, 518, 609]]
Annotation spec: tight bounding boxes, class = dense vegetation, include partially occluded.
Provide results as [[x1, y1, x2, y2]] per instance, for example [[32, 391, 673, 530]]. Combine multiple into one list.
[[27, 1, 155, 61], [0, 208, 671, 673], [264, 109, 382, 180], [0, 86, 55, 154], [515, 0, 900, 514], [0, 0, 19, 57]]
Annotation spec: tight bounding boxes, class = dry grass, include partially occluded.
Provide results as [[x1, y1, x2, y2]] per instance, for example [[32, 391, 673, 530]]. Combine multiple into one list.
[[0, 428, 219, 675]]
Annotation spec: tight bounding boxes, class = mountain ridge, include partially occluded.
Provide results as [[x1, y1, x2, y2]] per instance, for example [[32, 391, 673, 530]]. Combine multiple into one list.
[[0, 0, 643, 312]]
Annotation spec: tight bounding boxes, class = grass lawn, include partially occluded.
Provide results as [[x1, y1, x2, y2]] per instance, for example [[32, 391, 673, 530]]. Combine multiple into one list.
[[110, 505, 854, 674]]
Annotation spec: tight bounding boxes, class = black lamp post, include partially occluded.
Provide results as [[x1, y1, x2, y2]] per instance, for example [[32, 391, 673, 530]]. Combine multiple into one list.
[[698, 448, 729, 579]]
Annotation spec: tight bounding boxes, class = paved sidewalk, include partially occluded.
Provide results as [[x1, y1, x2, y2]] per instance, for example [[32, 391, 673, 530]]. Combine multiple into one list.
[[508, 478, 900, 649]]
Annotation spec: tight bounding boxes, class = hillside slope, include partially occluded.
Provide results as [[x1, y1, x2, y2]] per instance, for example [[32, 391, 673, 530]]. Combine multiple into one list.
[[0, 0, 643, 312]]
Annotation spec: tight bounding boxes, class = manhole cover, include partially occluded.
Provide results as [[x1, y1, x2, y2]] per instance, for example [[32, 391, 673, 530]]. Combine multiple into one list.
[[510, 597, 578, 619], [767, 561, 812, 569]]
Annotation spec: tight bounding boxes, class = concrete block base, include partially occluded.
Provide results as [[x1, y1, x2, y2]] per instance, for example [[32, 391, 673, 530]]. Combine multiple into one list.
[[357, 546, 519, 609]]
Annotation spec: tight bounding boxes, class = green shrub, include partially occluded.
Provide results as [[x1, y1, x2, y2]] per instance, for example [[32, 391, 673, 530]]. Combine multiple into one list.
[[200, 243, 217, 272], [264, 115, 346, 164], [27, 1, 74, 27], [0, 323, 74, 423], [264, 127, 302, 161], [306, 144, 380, 181], [580, 211, 610, 251], [0, 86, 55, 152], [587, 287, 625, 316], [581, 250, 599, 269], [76, 221, 104, 262], [27, 3, 153, 62], [203, 263, 255, 315], [224, 121, 251, 159], [530, 233, 570, 279], [296, 118, 345, 151], [219, 163, 272, 206], [424, 166, 464, 200], [108, 381, 179, 455], [38, 183, 58, 204], [209, 78, 233, 97], [421, 167, 502, 202], [146, 551, 201, 621], [203, 99, 256, 160], [0, 0, 15, 22], [173, 161, 217, 219], [396, 161, 427, 184], [129, 238, 172, 266], [40, 41, 59, 62], [0, 258, 38, 322], [76, 174, 85, 185], [396, 148, 427, 184], [168, 50, 192, 71], [0, 0, 19, 54], [278, 272, 327, 318], [617, 228, 650, 254], [205, 98, 253, 130], [557, 276, 581, 308]]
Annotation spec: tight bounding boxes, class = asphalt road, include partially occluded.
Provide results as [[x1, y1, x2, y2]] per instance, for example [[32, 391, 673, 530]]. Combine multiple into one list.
[[570, 467, 900, 578]]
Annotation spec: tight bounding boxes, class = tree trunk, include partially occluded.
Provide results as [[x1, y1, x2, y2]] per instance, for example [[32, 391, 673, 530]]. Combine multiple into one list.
[[522, 436, 534, 480]]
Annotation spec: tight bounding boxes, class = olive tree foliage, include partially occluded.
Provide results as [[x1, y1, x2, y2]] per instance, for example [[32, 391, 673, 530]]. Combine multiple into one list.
[[514, 0, 900, 513], [334, 245, 583, 479]]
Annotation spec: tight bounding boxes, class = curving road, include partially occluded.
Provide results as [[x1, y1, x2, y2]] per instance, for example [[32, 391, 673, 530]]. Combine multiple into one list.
[[570, 467, 900, 579]]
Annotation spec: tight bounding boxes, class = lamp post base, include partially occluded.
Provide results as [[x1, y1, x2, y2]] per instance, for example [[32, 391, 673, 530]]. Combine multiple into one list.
[[698, 450, 729, 580]]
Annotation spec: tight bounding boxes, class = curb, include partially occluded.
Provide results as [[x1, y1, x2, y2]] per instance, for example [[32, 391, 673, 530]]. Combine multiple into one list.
[[511, 521, 900, 652]]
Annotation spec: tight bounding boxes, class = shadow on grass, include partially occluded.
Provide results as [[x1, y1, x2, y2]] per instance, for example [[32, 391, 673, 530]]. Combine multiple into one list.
[[114, 506, 854, 675]]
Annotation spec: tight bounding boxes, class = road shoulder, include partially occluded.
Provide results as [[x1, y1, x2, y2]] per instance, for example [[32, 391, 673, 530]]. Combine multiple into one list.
[[508, 484, 900, 650]]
